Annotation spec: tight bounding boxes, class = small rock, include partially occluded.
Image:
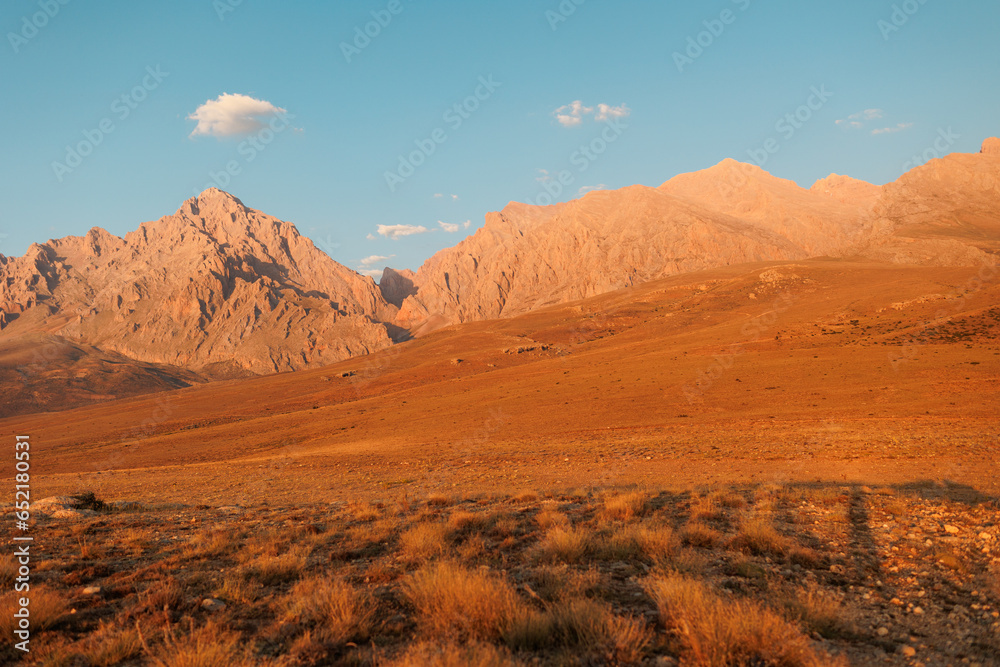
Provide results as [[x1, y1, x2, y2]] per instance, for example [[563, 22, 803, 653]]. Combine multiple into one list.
[[201, 598, 226, 612], [944, 525, 960, 534], [978, 532, 991, 541], [876, 626, 889, 636], [901, 645, 916, 658], [912, 606, 924, 615], [82, 586, 102, 596]]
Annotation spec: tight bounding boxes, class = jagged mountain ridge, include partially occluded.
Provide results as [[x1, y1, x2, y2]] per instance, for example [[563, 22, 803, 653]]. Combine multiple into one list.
[[389, 139, 999, 333], [0, 189, 396, 376]]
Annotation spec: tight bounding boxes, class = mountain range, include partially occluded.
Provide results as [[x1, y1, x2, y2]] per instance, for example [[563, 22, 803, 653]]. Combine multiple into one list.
[[1, 138, 997, 415]]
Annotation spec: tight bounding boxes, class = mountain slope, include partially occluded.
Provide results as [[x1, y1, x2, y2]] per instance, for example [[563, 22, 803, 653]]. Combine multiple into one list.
[[0, 189, 396, 376], [392, 140, 999, 334]]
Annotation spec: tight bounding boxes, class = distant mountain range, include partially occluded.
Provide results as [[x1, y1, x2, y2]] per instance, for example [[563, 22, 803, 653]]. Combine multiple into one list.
[[1, 138, 997, 414]]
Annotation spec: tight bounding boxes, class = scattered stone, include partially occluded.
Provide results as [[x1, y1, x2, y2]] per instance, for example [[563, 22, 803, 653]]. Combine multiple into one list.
[[82, 586, 102, 596], [901, 645, 916, 658], [201, 598, 226, 612], [51, 508, 98, 519], [944, 525, 960, 534], [877, 626, 889, 636]]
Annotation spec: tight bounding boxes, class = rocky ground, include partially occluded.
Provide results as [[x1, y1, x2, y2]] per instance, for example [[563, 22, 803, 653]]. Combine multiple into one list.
[[2, 481, 998, 666]]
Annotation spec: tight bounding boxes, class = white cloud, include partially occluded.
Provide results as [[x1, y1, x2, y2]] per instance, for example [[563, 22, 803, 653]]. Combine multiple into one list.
[[366, 233, 376, 240], [434, 193, 460, 200], [463, 220, 471, 229], [188, 93, 287, 138], [358, 268, 384, 279], [553, 100, 630, 127], [360, 254, 394, 267], [835, 108, 885, 129], [438, 221, 460, 233], [578, 184, 606, 195], [376, 224, 429, 240], [871, 122, 914, 135], [535, 169, 552, 183]]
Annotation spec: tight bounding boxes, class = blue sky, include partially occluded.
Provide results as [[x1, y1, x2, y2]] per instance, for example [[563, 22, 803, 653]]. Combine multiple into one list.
[[2, 0, 998, 276]]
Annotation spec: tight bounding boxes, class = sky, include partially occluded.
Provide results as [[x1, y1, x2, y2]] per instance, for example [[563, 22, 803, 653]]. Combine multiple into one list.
[[2, 0, 998, 277]]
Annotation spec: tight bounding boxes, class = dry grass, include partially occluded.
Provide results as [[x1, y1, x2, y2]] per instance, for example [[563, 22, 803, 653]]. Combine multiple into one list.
[[533, 525, 590, 563], [729, 515, 790, 557], [506, 598, 651, 664], [80, 622, 143, 667], [527, 565, 601, 602], [601, 491, 648, 521], [281, 575, 374, 645], [214, 572, 262, 605], [183, 528, 234, 560], [535, 507, 569, 530], [385, 641, 523, 667], [427, 493, 453, 507], [0, 554, 15, 588], [645, 574, 843, 667], [0, 587, 68, 637], [143, 620, 251, 667], [243, 550, 308, 586], [402, 561, 522, 641], [400, 521, 450, 559], [778, 585, 854, 639], [680, 521, 722, 548], [594, 523, 677, 563]]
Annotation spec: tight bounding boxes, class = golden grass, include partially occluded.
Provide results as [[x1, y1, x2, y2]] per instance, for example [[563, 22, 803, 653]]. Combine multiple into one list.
[[281, 575, 374, 645], [535, 507, 569, 530], [400, 521, 450, 559], [0, 554, 15, 588], [680, 521, 722, 548], [214, 572, 261, 605], [594, 523, 677, 563], [427, 493, 453, 507], [183, 528, 234, 560], [402, 561, 522, 641], [385, 641, 523, 667], [0, 587, 68, 637], [778, 585, 853, 639], [533, 525, 590, 563], [505, 598, 651, 664], [244, 550, 308, 586], [729, 516, 790, 557], [143, 621, 252, 667], [645, 574, 844, 667], [601, 491, 649, 521], [527, 565, 601, 602], [80, 621, 143, 667]]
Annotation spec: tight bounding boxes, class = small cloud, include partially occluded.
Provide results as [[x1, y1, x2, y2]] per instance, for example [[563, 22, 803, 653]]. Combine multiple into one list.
[[535, 169, 553, 183], [578, 184, 606, 195], [553, 100, 630, 127], [434, 193, 460, 200], [463, 220, 471, 229], [835, 108, 885, 129], [366, 233, 376, 240], [188, 93, 288, 138], [438, 221, 460, 233], [358, 268, 384, 279], [360, 254, 394, 267], [871, 122, 914, 135], [376, 224, 429, 240]]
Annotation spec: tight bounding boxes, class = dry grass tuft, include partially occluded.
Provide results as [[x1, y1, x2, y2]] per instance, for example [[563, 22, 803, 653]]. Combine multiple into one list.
[[778, 585, 854, 639], [535, 507, 569, 530], [680, 521, 722, 548], [645, 574, 844, 667], [601, 491, 649, 520], [243, 550, 308, 586], [0, 587, 69, 637], [0, 554, 16, 588], [595, 524, 677, 563], [143, 620, 251, 667], [402, 561, 522, 641], [400, 521, 450, 559], [534, 525, 590, 563], [427, 493, 453, 507], [385, 641, 523, 667], [729, 516, 790, 557], [505, 598, 651, 664], [281, 575, 375, 645], [80, 622, 143, 666]]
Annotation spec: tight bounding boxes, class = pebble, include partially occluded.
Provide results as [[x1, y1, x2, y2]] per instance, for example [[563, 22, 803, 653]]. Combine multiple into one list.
[[201, 598, 226, 612], [901, 645, 916, 658], [944, 525, 960, 534], [82, 586, 102, 596], [877, 626, 889, 636]]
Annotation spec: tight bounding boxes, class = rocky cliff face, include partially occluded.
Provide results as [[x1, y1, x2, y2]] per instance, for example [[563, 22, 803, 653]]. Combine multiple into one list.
[[0, 189, 395, 375]]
